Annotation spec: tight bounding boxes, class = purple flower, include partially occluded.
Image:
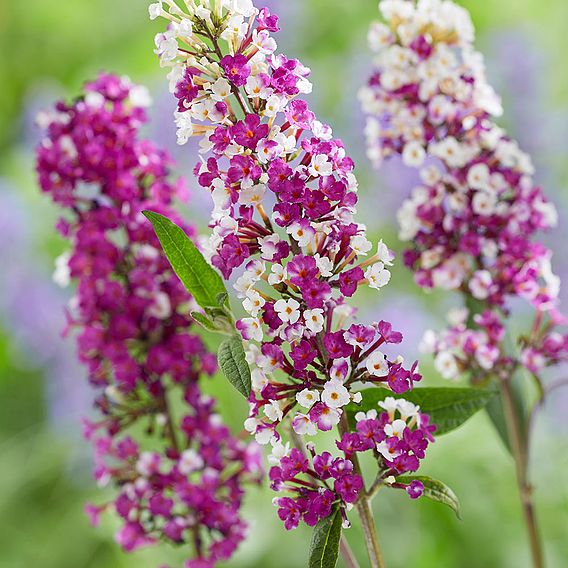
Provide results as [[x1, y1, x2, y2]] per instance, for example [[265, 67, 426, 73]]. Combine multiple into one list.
[[221, 54, 251, 87], [232, 114, 269, 150], [406, 480, 425, 500], [37, 74, 262, 568]]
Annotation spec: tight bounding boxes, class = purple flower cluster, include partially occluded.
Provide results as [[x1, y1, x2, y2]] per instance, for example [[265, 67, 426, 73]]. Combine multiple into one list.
[[36, 73, 262, 568], [271, 448, 362, 530], [150, 0, 434, 530], [359, 0, 568, 379], [270, 393, 435, 531], [342, 397, 435, 481]]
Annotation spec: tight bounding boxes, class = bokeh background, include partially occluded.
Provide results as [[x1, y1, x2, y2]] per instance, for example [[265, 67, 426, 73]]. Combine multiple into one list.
[[0, 1, 567, 567]]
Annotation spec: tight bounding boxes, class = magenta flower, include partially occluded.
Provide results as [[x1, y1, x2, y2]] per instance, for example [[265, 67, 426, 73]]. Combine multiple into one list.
[[149, 0, 434, 540], [36, 74, 262, 568]]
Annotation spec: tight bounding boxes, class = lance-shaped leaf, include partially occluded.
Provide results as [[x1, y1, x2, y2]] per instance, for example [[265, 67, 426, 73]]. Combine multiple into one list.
[[482, 357, 528, 456], [190, 312, 219, 333], [143, 211, 227, 309], [218, 335, 252, 398], [396, 475, 461, 519], [308, 506, 342, 568], [346, 387, 495, 435]]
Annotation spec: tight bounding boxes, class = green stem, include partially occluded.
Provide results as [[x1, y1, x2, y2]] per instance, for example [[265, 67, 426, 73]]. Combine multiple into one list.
[[500, 377, 544, 568], [339, 413, 386, 568], [339, 535, 360, 568]]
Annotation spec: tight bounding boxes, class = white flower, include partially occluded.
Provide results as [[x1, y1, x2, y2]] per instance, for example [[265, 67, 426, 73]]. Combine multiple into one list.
[[303, 309, 325, 333], [245, 259, 266, 280], [238, 317, 263, 342], [355, 409, 378, 422], [469, 270, 494, 300], [287, 221, 315, 247], [252, 29, 277, 54], [475, 344, 499, 370], [420, 164, 442, 185], [402, 141, 426, 167], [268, 263, 287, 285], [255, 427, 276, 445], [296, 389, 320, 409], [396, 399, 420, 421], [472, 191, 497, 216], [376, 240, 395, 266], [259, 234, 283, 261], [351, 234, 373, 255], [314, 254, 334, 277], [154, 31, 179, 64], [148, 2, 162, 20], [419, 329, 438, 354], [366, 351, 389, 377], [234, 272, 256, 298], [467, 163, 490, 191], [264, 400, 285, 422], [251, 368, 268, 391], [228, 0, 256, 17], [429, 137, 468, 168], [53, 251, 71, 288], [384, 419, 407, 439], [178, 450, 204, 475], [309, 154, 333, 177], [435, 351, 460, 380], [268, 439, 290, 465], [368, 22, 393, 51], [239, 184, 266, 206], [274, 298, 301, 324], [376, 440, 402, 461], [245, 75, 272, 99], [242, 290, 266, 316], [292, 413, 318, 436], [365, 263, 391, 289], [378, 396, 399, 417], [432, 256, 467, 290], [321, 379, 351, 409], [316, 406, 341, 429], [264, 94, 287, 117], [210, 77, 232, 101], [221, 15, 248, 41], [195, 5, 212, 24], [136, 452, 160, 477], [148, 291, 172, 320], [174, 111, 194, 145]]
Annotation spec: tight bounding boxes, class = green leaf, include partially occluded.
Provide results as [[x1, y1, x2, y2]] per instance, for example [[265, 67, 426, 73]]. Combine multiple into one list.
[[190, 312, 218, 332], [485, 374, 528, 453], [309, 506, 342, 568], [347, 387, 496, 435], [217, 335, 252, 398], [143, 211, 227, 309], [397, 475, 461, 519]]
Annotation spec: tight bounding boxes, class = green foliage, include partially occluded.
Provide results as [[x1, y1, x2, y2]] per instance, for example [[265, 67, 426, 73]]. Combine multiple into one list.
[[143, 211, 227, 310], [217, 335, 252, 398], [347, 387, 496, 435], [308, 506, 342, 568], [396, 476, 462, 519]]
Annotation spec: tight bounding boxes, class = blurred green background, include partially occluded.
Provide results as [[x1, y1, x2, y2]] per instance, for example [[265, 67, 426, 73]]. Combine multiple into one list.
[[0, 1, 567, 567]]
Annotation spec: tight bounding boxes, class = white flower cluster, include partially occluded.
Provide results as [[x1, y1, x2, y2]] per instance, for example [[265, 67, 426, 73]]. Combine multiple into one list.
[[359, 0, 560, 307]]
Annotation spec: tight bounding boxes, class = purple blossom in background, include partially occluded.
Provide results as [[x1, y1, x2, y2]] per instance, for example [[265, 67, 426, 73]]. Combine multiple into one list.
[[36, 73, 262, 568]]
